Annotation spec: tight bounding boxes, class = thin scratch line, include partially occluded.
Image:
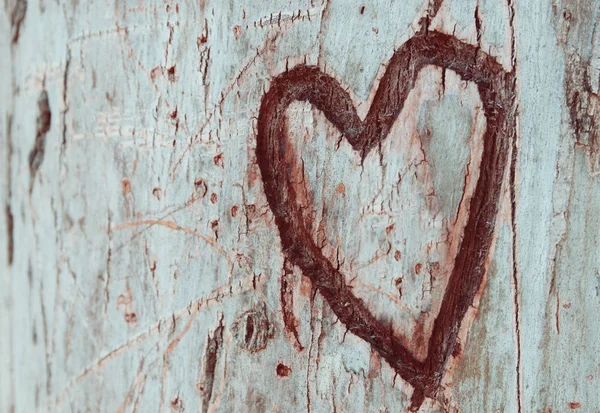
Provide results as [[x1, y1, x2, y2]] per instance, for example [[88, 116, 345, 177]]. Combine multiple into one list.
[[111, 219, 233, 264], [53, 273, 264, 407]]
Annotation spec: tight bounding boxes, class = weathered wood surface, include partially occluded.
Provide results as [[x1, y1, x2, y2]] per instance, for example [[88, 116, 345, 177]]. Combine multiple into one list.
[[1, 0, 599, 412]]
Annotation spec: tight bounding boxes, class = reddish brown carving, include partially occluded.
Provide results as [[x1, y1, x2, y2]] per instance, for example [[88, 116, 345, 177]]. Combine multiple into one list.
[[256, 29, 516, 409]]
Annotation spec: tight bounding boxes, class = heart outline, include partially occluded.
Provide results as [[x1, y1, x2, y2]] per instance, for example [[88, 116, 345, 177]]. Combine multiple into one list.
[[256, 30, 516, 409]]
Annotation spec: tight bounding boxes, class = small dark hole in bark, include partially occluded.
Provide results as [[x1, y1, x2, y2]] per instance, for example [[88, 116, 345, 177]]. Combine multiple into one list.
[[276, 363, 292, 377], [167, 66, 176, 81], [245, 314, 254, 345]]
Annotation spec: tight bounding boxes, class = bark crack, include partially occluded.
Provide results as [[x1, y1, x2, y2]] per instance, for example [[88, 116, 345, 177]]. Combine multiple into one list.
[[316, 0, 330, 66], [281, 259, 305, 351], [5, 112, 14, 271], [29, 90, 51, 193], [9, 0, 27, 43], [419, 0, 444, 33], [506, 1, 522, 411], [200, 315, 224, 413], [474, 3, 482, 48], [62, 46, 71, 147]]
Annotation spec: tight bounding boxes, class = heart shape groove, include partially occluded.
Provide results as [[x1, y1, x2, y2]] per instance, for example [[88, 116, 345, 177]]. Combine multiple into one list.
[[256, 30, 516, 409]]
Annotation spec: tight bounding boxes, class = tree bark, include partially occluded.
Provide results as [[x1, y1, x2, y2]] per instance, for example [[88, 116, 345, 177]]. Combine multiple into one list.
[[1, 0, 599, 412]]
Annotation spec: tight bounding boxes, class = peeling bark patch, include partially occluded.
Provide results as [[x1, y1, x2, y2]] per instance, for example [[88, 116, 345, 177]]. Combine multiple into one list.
[[29, 91, 51, 192], [10, 0, 27, 43], [280, 260, 304, 351], [565, 54, 599, 171], [200, 316, 224, 413], [213, 153, 224, 167], [452, 340, 462, 358], [170, 396, 184, 412], [419, 0, 444, 32], [368, 350, 382, 378], [231, 303, 274, 353], [256, 30, 516, 409], [568, 401, 581, 409], [554, 2, 600, 173]]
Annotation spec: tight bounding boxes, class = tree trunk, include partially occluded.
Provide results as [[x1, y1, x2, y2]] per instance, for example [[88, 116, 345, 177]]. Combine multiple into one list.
[[1, 0, 599, 412]]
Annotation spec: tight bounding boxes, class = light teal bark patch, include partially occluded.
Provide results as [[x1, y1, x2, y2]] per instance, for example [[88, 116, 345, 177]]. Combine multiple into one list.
[[418, 93, 472, 220]]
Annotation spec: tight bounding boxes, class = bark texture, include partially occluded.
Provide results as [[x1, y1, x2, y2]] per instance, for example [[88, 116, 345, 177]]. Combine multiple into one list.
[[1, 0, 599, 412]]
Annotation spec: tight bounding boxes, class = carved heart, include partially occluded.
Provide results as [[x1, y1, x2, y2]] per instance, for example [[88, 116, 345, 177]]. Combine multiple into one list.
[[256, 30, 516, 409]]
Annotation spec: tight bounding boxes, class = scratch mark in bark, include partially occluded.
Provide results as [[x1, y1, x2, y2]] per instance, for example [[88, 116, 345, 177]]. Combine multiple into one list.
[[200, 315, 224, 413], [350, 279, 405, 306], [29, 90, 51, 193], [170, 28, 281, 176], [117, 356, 159, 413], [111, 219, 229, 260], [171, 8, 313, 174], [252, 7, 319, 29], [130, 359, 153, 412], [160, 306, 201, 413], [54, 274, 263, 408], [281, 259, 305, 351], [108, 186, 232, 261]]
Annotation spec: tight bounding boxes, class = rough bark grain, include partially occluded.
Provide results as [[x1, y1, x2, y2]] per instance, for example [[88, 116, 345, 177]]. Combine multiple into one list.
[[1, 0, 599, 412]]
